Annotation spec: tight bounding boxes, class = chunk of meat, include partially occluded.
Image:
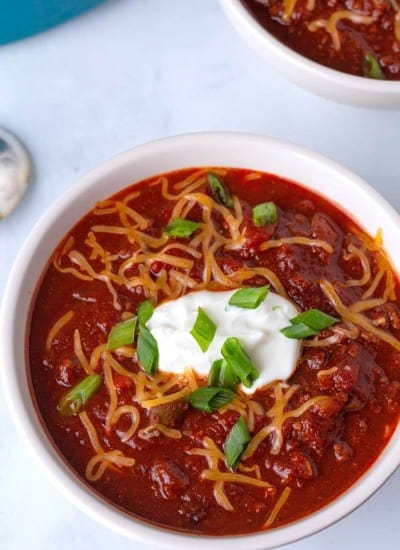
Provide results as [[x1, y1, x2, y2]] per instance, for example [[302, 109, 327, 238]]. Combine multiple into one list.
[[333, 441, 353, 463], [288, 393, 347, 457], [317, 343, 361, 394], [304, 349, 327, 371], [182, 409, 238, 446], [286, 275, 331, 312], [150, 458, 189, 500], [149, 401, 189, 428], [272, 451, 316, 484], [368, 303, 400, 330], [311, 212, 339, 247], [289, 450, 316, 480], [242, 223, 276, 252]]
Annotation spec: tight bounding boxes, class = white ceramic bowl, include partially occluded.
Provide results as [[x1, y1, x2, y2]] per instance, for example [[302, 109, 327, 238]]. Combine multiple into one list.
[[220, 0, 400, 108], [1, 132, 400, 549]]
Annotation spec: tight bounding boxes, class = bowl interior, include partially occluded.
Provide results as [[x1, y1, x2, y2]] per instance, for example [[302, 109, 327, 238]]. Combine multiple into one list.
[[2, 132, 400, 549]]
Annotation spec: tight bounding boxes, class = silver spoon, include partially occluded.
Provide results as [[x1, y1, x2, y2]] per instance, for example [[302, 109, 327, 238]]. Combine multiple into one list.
[[0, 128, 31, 219]]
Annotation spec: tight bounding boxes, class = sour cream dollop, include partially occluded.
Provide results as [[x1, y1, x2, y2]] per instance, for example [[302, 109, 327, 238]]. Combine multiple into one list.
[[147, 289, 300, 394]]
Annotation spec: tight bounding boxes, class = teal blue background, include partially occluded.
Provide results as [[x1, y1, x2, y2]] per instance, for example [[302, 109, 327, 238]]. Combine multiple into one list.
[[0, 0, 106, 44]]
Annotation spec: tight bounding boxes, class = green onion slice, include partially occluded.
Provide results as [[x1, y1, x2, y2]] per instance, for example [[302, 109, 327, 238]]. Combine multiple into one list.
[[208, 358, 239, 389], [164, 218, 199, 238], [363, 54, 385, 80], [280, 322, 318, 339], [219, 360, 239, 390], [252, 202, 277, 226], [137, 299, 154, 325], [57, 374, 102, 416], [107, 317, 137, 351], [190, 307, 217, 352], [188, 386, 235, 413], [290, 309, 339, 331], [207, 172, 233, 208], [280, 308, 339, 339], [221, 337, 259, 388], [137, 324, 159, 376], [208, 359, 222, 386], [228, 285, 269, 309], [223, 416, 251, 469]]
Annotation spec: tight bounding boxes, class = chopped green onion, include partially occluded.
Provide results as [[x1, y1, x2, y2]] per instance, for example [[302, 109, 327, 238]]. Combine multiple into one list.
[[363, 54, 385, 80], [106, 317, 137, 351], [188, 386, 235, 413], [208, 359, 223, 386], [280, 308, 339, 339], [164, 218, 199, 238], [280, 322, 318, 339], [137, 324, 159, 376], [137, 299, 154, 325], [290, 309, 339, 331], [190, 307, 217, 352], [219, 360, 239, 390], [252, 202, 277, 226], [221, 337, 259, 388], [208, 358, 239, 389], [57, 374, 102, 416], [207, 172, 233, 208], [228, 285, 269, 309], [223, 416, 250, 469]]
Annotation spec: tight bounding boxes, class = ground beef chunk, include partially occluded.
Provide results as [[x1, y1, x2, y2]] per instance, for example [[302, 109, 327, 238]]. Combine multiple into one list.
[[150, 458, 189, 500], [272, 450, 316, 485], [287, 394, 347, 457], [311, 212, 339, 247], [333, 440, 353, 463], [149, 401, 189, 428], [182, 409, 238, 446], [368, 303, 400, 330], [318, 345, 361, 394]]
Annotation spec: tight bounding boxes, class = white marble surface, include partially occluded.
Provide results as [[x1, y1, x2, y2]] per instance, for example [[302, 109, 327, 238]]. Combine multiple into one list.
[[1, 0, 399, 548]]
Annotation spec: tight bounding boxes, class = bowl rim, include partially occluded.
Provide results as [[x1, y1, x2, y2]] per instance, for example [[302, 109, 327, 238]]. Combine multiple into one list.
[[1, 131, 400, 549], [219, 0, 400, 94]]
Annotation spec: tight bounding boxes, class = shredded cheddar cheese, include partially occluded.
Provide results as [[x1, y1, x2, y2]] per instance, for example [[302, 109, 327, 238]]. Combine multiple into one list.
[[308, 11, 375, 51], [263, 487, 291, 528], [79, 411, 136, 481], [321, 279, 400, 352], [46, 310, 74, 351], [260, 236, 333, 254], [73, 329, 92, 375]]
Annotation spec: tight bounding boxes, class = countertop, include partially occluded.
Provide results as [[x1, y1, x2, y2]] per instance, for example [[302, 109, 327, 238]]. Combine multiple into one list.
[[0, 1, 399, 548]]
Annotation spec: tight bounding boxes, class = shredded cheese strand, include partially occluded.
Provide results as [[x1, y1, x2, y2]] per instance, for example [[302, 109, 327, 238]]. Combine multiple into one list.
[[263, 487, 292, 528], [46, 310, 74, 351], [141, 385, 192, 408], [320, 279, 400, 352], [260, 236, 333, 253], [138, 424, 182, 440], [308, 11, 375, 50], [201, 470, 272, 488], [344, 243, 371, 287], [73, 329, 92, 375]]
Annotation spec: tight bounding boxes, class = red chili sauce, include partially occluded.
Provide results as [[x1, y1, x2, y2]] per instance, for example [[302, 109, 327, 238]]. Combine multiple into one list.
[[29, 167, 400, 535], [242, 0, 400, 79]]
